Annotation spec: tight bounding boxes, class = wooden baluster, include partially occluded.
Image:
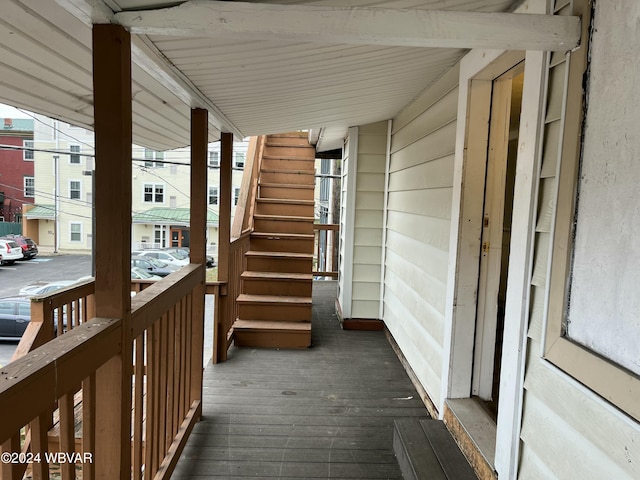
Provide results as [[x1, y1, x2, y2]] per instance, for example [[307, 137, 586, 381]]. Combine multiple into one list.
[[166, 306, 176, 445], [1, 433, 22, 480], [132, 334, 144, 480], [82, 373, 96, 480], [59, 390, 76, 479], [144, 326, 155, 478], [30, 413, 49, 480]]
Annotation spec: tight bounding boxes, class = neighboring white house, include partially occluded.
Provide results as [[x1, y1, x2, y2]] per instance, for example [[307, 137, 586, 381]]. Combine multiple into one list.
[[25, 115, 247, 255]]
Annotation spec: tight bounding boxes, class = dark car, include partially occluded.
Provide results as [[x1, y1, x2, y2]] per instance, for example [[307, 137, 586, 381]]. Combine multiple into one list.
[[131, 256, 179, 277], [0, 297, 31, 339], [1, 235, 38, 259]]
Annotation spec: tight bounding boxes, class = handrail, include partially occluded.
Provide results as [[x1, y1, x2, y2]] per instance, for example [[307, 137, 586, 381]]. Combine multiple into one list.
[[232, 135, 265, 239]]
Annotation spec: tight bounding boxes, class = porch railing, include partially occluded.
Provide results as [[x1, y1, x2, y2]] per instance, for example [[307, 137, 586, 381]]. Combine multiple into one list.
[[0, 265, 205, 479], [313, 223, 339, 278]]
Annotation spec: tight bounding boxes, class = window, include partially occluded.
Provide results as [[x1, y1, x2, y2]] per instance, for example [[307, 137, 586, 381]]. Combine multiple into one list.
[[234, 187, 240, 206], [70, 223, 82, 242], [144, 183, 164, 203], [23, 140, 34, 161], [209, 186, 219, 205], [209, 151, 219, 167], [144, 149, 165, 168], [69, 145, 81, 164], [234, 152, 245, 169], [24, 176, 34, 197], [69, 180, 81, 199], [169, 195, 177, 208]]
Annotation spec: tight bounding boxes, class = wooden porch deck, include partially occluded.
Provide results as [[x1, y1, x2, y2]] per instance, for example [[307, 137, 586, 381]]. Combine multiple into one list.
[[172, 281, 431, 478]]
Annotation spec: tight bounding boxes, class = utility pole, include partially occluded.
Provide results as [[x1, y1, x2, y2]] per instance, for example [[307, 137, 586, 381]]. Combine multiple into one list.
[[53, 154, 59, 253]]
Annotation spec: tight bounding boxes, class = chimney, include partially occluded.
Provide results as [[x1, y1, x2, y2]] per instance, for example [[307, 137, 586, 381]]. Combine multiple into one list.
[[3, 118, 12, 129]]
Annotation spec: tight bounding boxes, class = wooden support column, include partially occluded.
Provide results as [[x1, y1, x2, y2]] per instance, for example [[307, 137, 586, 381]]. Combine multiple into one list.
[[214, 132, 233, 362], [189, 108, 207, 414], [92, 23, 133, 480]]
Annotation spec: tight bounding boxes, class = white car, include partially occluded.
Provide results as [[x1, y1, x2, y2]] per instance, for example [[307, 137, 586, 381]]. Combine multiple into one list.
[[131, 267, 162, 280], [131, 250, 189, 267], [0, 239, 26, 265], [19, 280, 78, 297]]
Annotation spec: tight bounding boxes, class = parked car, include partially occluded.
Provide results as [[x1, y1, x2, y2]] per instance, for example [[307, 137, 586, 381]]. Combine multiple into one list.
[[131, 250, 189, 267], [131, 267, 162, 280], [163, 247, 216, 267], [1, 235, 38, 259], [0, 239, 23, 265], [19, 279, 87, 297], [0, 296, 31, 339], [131, 256, 179, 277]]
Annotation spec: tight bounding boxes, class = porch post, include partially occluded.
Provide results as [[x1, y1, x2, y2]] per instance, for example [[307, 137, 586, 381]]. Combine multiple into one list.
[[189, 108, 207, 413], [92, 24, 133, 479], [215, 132, 232, 362]]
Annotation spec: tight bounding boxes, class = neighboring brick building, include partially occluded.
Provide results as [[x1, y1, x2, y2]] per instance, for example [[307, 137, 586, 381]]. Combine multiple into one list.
[[0, 118, 34, 222]]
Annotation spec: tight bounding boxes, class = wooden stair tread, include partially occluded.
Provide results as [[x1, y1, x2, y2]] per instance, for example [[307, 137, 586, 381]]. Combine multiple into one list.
[[254, 214, 314, 222], [259, 182, 314, 190], [234, 320, 311, 332], [242, 271, 312, 281], [262, 154, 315, 161], [252, 232, 314, 240], [246, 250, 313, 259], [261, 167, 315, 174], [237, 293, 312, 305], [257, 198, 314, 205]]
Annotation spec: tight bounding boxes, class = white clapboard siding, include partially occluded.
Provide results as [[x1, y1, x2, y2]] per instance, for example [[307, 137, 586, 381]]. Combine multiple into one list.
[[519, 0, 640, 477], [383, 64, 458, 406], [347, 121, 388, 319]]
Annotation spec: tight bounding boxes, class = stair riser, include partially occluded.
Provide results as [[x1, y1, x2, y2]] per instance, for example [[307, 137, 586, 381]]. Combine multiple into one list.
[[254, 219, 314, 235], [261, 157, 315, 171], [234, 329, 311, 348], [255, 202, 314, 217], [259, 185, 314, 200], [260, 171, 315, 185], [266, 135, 311, 146], [238, 303, 312, 321], [251, 237, 314, 254], [262, 145, 315, 159], [246, 256, 312, 273], [242, 279, 312, 297]]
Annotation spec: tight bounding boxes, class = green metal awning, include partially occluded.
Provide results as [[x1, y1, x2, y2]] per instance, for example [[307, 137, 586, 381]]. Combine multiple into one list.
[[132, 207, 219, 227], [24, 204, 55, 219]]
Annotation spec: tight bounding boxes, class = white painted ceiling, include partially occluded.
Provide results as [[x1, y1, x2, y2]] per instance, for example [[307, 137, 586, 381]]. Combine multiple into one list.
[[0, 0, 519, 152]]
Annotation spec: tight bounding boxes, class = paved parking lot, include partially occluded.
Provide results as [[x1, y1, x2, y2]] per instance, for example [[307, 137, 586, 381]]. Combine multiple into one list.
[[0, 254, 214, 368], [0, 254, 92, 366]]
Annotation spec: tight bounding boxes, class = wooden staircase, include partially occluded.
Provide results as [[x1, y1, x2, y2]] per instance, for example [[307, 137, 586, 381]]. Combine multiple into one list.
[[233, 133, 315, 348]]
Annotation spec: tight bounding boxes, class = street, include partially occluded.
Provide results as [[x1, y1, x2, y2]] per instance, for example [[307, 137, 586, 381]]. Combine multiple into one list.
[[0, 255, 214, 368]]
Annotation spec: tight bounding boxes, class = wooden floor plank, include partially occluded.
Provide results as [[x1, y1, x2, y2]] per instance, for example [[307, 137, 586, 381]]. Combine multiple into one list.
[[172, 281, 431, 478]]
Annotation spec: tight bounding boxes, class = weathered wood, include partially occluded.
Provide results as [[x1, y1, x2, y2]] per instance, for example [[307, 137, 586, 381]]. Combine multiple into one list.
[[133, 334, 144, 480], [59, 391, 77, 479], [116, 2, 580, 52], [82, 373, 96, 480], [30, 413, 50, 480], [0, 318, 121, 442], [1, 434, 22, 480], [92, 22, 133, 480]]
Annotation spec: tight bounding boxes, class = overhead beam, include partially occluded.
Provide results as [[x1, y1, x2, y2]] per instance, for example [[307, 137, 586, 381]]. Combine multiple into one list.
[[115, 1, 581, 52]]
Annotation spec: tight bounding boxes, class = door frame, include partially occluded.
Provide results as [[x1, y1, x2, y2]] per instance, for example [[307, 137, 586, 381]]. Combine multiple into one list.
[[440, 46, 549, 478]]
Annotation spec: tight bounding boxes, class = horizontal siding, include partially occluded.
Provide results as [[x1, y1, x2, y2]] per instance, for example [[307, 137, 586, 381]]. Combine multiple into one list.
[[521, 342, 639, 479], [383, 64, 458, 407], [350, 121, 386, 319]]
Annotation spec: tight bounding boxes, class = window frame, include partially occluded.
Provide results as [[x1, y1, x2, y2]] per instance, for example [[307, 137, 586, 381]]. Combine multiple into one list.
[[208, 150, 219, 168], [24, 176, 35, 198], [542, 4, 640, 422], [69, 179, 81, 200], [69, 144, 81, 164], [23, 139, 34, 161], [69, 222, 82, 242], [143, 183, 165, 204], [208, 186, 219, 205], [234, 151, 245, 169]]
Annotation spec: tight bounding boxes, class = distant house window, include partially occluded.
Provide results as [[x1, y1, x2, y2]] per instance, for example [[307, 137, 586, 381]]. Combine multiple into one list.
[[144, 183, 164, 203], [209, 151, 219, 167], [209, 186, 219, 205], [24, 176, 34, 197], [170, 195, 177, 208], [70, 223, 82, 242], [23, 140, 34, 161], [69, 145, 81, 164], [234, 187, 240, 206], [69, 180, 81, 199], [144, 149, 165, 168], [234, 152, 245, 169]]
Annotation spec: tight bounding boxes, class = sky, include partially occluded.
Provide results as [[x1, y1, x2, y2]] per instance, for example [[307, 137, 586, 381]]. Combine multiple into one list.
[[0, 103, 32, 119]]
